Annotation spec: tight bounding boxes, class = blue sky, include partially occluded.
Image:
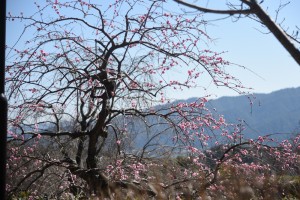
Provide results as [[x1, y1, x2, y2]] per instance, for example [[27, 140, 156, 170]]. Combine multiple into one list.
[[185, 0, 300, 98], [6, 0, 300, 100], [164, 0, 300, 99]]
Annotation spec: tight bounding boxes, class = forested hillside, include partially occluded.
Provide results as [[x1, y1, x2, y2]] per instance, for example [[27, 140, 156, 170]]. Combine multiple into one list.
[[199, 87, 300, 139]]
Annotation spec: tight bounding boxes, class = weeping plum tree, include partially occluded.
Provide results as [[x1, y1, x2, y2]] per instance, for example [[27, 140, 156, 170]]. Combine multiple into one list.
[[6, 0, 300, 199]]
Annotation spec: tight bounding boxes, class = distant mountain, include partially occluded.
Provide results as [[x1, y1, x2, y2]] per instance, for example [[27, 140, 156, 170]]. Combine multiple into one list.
[[126, 87, 300, 151], [187, 87, 300, 140]]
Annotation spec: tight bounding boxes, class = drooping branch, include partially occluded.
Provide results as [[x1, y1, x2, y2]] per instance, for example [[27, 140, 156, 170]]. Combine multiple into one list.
[[175, 0, 300, 66], [174, 0, 252, 15], [242, 0, 300, 65]]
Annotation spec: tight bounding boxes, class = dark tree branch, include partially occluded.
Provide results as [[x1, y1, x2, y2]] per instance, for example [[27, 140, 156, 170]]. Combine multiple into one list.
[[174, 0, 252, 15], [243, 0, 300, 65], [175, 0, 300, 66]]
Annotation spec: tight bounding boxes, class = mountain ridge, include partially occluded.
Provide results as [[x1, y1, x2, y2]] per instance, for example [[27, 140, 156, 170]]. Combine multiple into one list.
[[184, 87, 300, 139]]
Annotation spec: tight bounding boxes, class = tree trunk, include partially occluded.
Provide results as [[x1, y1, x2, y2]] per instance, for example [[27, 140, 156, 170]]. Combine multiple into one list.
[[85, 98, 110, 195]]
